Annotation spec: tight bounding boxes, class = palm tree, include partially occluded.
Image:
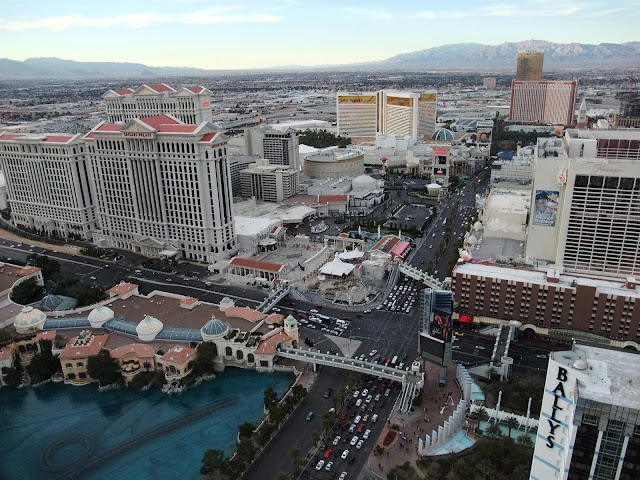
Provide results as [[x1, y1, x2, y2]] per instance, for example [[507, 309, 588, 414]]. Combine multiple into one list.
[[311, 430, 320, 446], [321, 411, 335, 432], [487, 366, 497, 380], [289, 446, 302, 473], [506, 416, 519, 439]]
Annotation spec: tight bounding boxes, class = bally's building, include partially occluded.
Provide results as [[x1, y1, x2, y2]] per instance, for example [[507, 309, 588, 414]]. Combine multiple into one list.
[[84, 114, 237, 262], [336, 90, 437, 140], [530, 344, 640, 480]]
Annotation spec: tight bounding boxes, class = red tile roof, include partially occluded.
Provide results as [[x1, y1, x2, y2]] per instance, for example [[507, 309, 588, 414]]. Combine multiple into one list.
[[229, 257, 284, 273], [161, 346, 196, 365], [318, 195, 348, 203], [186, 86, 205, 94], [108, 282, 138, 296], [35, 330, 56, 342], [156, 124, 198, 133], [180, 297, 198, 305], [265, 313, 285, 324], [371, 235, 401, 253], [42, 136, 73, 143], [59, 334, 109, 359], [224, 307, 266, 323], [17, 266, 41, 276], [110, 343, 155, 359], [255, 332, 292, 355], [113, 88, 134, 95], [84, 133, 95, 139], [139, 115, 180, 129], [200, 132, 219, 142], [96, 123, 123, 132], [390, 241, 410, 256], [0, 346, 14, 360], [0, 134, 24, 141], [147, 83, 175, 93]]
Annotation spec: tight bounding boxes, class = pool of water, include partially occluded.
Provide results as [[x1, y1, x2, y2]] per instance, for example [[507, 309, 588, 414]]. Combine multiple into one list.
[[478, 420, 537, 441], [0, 367, 294, 480]]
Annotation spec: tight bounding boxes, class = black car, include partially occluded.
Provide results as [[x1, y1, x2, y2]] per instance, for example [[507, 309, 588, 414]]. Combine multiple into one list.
[[324, 388, 333, 398], [348, 455, 356, 464]]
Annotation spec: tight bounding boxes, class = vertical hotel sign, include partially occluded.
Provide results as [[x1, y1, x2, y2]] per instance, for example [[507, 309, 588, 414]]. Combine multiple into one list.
[[338, 95, 376, 104]]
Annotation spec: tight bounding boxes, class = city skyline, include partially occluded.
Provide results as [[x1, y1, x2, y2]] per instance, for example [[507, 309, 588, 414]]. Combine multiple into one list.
[[1, 0, 638, 70]]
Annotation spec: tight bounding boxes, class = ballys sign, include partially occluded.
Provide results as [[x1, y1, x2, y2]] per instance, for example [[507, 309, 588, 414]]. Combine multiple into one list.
[[546, 366, 569, 449]]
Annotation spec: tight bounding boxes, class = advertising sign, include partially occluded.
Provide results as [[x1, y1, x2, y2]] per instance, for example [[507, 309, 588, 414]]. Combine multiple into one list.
[[338, 95, 376, 105], [387, 96, 413, 107], [533, 190, 559, 227], [434, 148, 449, 155], [428, 309, 453, 342], [419, 93, 437, 102]]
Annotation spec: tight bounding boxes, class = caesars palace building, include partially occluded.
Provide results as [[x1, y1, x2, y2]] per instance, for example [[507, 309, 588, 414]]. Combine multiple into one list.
[[0, 85, 237, 263]]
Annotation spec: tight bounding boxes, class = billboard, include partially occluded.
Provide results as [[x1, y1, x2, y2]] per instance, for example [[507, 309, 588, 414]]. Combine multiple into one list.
[[434, 148, 449, 155], [428, 309, 453, 342], [477, 131, 492, 144], [419, 290, 454, 366], [338, 95, 376, 105], [419, 93, 437, 102], [434, 167, 447, 176], [387, 96, 413, 107], [533, 190, 559, 227]]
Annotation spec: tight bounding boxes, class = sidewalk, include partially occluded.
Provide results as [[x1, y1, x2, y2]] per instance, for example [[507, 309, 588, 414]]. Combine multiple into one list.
[[368, 362, 461, 478], [0, 229, 81, 256]]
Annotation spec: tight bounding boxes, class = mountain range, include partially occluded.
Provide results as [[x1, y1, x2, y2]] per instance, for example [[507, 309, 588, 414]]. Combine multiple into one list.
[[1, 40, 639, 79]]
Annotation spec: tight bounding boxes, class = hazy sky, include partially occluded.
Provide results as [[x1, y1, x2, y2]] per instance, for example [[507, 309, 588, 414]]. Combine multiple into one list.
[[1, 0, 638, 69]]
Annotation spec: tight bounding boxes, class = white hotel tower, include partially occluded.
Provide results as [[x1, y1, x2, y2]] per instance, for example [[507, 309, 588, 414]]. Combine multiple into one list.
[[0, 132, 97, 240], [102, 84, 213, 125], [84, 114, 236, 262]]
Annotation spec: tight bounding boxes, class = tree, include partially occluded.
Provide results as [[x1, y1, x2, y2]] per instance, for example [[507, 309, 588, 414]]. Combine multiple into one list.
[[269, 403, 286, 425], [485, 422, 503, 439], [194, 341, 218, 375], [321, 410, 335, 432], [238, 421, 255, 438], [311, 430, 320, 446], [264, 386, 278, 410], [516, 434, 534, 449], [200, 448, 226, 476], [87, 349, 123, 386], [476, 458, 496, 479], [26, 254, 60, 278], [289, 445, 302, 473], [26, 339, 61, 384], [291, 384, 307, 402], [506, 416, 519, 439], [1, 366, 21, 387], [10, 277, 45, 304]]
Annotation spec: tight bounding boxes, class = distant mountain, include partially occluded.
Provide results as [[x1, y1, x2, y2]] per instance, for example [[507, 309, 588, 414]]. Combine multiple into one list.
[[366, 40, 640, 70], [1, 40, 639, 78], [0, 57, 206, 79]]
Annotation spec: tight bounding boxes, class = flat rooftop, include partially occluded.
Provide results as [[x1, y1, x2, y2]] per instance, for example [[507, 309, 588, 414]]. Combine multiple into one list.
[[454, 262, 640, 298], [552, 344, 640, 409]]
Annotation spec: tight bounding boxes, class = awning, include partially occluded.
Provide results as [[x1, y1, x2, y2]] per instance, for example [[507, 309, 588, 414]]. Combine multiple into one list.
[[159, 250, 179, 257]]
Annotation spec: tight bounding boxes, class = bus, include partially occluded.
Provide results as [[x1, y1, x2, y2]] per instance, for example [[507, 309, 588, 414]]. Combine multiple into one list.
[[390, 355, 398, 367], [442, 218, 447, 227]]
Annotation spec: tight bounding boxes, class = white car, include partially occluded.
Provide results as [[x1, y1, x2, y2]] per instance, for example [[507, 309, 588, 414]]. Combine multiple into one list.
[[341, 449, 349, 459], [385, 389, 391, 397], [316, 460, 325, 470], [364, 309, 371, 313], [325, 461, 333, 471], [361, 389, 368, 397], [356, 440, 364, 450], [354, 415, 361, 424], [475, 345, 486, 350], [363, 429, 371, 439], [362, 415, 369, 422], [374, 394, 381, 402], [332, 435, 341, 446], [353, 391, 360, 398], [356, 399, 362, 407], [366, 395, 372, 404], [339, 473, 348, 480], [350, 436, 359, 446], [369, 349, 377, 357], [371, 414, 379, 423]]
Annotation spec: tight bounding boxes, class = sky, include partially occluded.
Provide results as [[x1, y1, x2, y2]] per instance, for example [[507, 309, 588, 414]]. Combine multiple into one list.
[[0, 0, 638, 70]]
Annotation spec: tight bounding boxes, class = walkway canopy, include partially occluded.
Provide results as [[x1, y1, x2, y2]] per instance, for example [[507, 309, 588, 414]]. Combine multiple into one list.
[[320, 253, 355, 277], [338, 247, 364, 261]]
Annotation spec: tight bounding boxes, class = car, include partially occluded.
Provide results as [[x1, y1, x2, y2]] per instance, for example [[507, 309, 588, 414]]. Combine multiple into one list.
[[362, 414, 369, 422], [361, 389, 368, 397], [379, 400, 385, 408], [475, 345, 486, 350], [452, 345, 461, 350], [369, 349, 377, 357], [364, 309, 371, 313], [432, 233, 436, 237], [374, 393, 381, 402], [454, 332, 464, 337], [165, 278, 172, 282], [348, 456, 356, 464], [398, 363, 405, 370], [324, 388, 333, 398], [429, 244, 433, 249], [341, 449, 349, 459], [358, 354, 365, 361], [325, 461, 334, 471], [366, 395, 372, 404], [354, 415, 361, 424], [353, 391, 360, 398], [356, 440, 364, 450], [332, 435, 341, 446], [356, 399, 362, 407], [363, 429, 371, 439], [350, 436, 359, 446], [316, 460, 325, 470], [348, 424, 356, 433], [89, 276, 96, 280], [357, 423, 365, 433], [306, 411, 314, 421], [324, 449, 333, 459], [371, 414, 379, 423], [340, 412, 347, 421], [339, 472, 348, 480], [537, 354, 548, 359]]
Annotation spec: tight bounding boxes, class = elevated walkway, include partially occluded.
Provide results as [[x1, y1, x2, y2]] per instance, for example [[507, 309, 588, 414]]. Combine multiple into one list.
[[256, 284, 290, 313], [398, 262, 446, 289], [276, 347, 424, 412]]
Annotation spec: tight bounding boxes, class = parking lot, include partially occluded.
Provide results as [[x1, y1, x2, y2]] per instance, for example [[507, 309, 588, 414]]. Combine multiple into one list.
[[386, 203, 433, 231], [376, 276, 418, 315]]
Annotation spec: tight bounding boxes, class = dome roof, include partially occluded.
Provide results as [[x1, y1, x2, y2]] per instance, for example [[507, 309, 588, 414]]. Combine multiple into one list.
[[136, 315, 163, 335], [284, 315, 297, 325], [201, 317, 229, 337], [13, 306, 47, 332], [39, 294, 62, 311], [431, 128, 455, 141], [427, 183, 442, 189], [88, 306, 114, 327]]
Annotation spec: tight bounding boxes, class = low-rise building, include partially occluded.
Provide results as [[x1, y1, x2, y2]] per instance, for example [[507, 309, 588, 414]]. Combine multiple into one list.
[[158, 346, 197, 381], [59, 331, 109, 384]]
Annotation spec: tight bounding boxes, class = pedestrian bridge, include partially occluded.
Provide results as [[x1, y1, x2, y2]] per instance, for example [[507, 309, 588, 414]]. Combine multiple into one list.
[[256, 284, 291, 313], [276, 346, 425, 412], [398, 262, 446, 289]]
